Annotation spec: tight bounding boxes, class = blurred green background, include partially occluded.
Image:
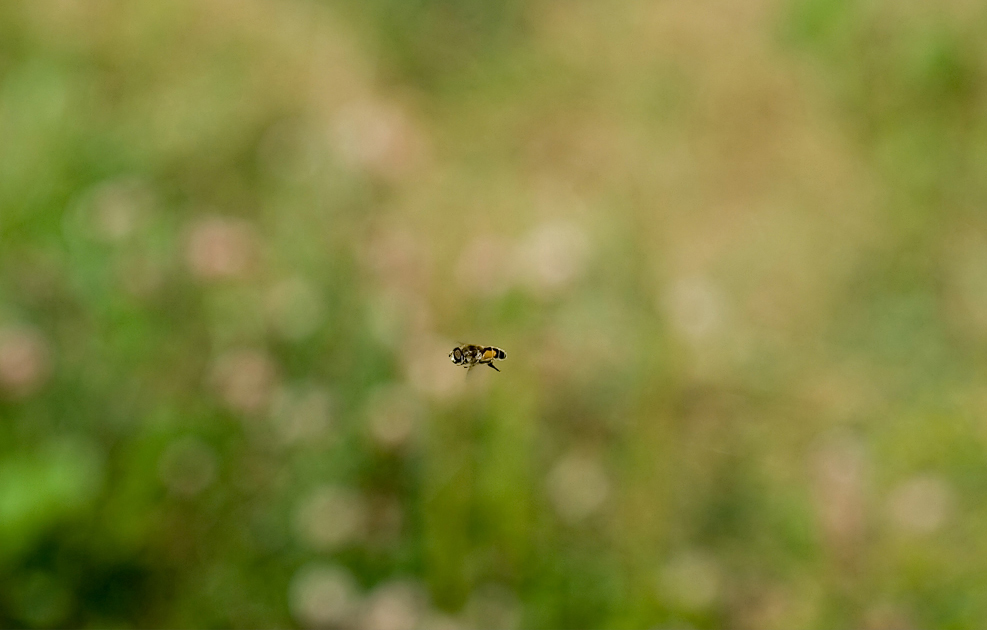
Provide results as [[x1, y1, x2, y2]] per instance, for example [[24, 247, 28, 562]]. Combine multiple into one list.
[[2, 0, 987, 627]]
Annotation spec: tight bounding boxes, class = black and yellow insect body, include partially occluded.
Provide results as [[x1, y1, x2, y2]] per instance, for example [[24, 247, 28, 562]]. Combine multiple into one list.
[[449, 344, 507, 373]]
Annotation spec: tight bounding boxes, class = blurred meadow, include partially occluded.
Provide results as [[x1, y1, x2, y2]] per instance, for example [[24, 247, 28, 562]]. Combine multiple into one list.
[[2, 0, 987, 627]]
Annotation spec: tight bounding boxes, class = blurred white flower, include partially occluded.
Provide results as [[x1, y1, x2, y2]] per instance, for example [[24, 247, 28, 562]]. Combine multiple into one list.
[[185, 215, 257, 281], [158, 436, 217, 497], [886, 474, 955, 536], [360, 580, 425, 630], [66, 177, 154, 243], [662, 276, 726, 343], [658, 550, 722, 611], [93, 179, 151, 241], [269, 384, 333, 447], [210, 348, 279, 415], [515, 220, 590, 295], [365, 385, 421, 450], [266, 277, 325, 341], [289, 563, 361, 629], [0, 326, 51, 398], [545, 452, 610, 523], [293, 485, 366, 551]]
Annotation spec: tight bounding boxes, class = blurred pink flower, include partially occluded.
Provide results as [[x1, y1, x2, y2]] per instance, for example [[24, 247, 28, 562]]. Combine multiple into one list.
[[332, 99, 426, 181], [812, 435, 869, 548], [185, 215, 257, 281], [364, 226, 430, 293], [0, 326, 52, 398], [545, 451, 610, 524]]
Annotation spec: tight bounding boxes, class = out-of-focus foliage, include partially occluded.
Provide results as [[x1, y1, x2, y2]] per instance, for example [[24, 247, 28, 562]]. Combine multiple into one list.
[[2, 0, 987, 627]]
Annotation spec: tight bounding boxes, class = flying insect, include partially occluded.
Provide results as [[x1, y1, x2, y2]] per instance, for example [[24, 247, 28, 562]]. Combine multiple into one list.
[[449, 343, 507, 373]]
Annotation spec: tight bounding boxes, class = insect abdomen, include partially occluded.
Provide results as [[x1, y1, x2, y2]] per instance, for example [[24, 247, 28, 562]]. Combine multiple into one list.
[[483, 347, 506, 361]]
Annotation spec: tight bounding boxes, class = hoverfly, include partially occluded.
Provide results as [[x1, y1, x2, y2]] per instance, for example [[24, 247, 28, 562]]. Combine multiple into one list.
[[449, 343, 507, 373]]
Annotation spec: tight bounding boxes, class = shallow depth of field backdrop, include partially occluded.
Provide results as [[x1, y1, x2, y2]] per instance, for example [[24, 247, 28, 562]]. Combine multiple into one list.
[[2, 0, 987, 628]]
